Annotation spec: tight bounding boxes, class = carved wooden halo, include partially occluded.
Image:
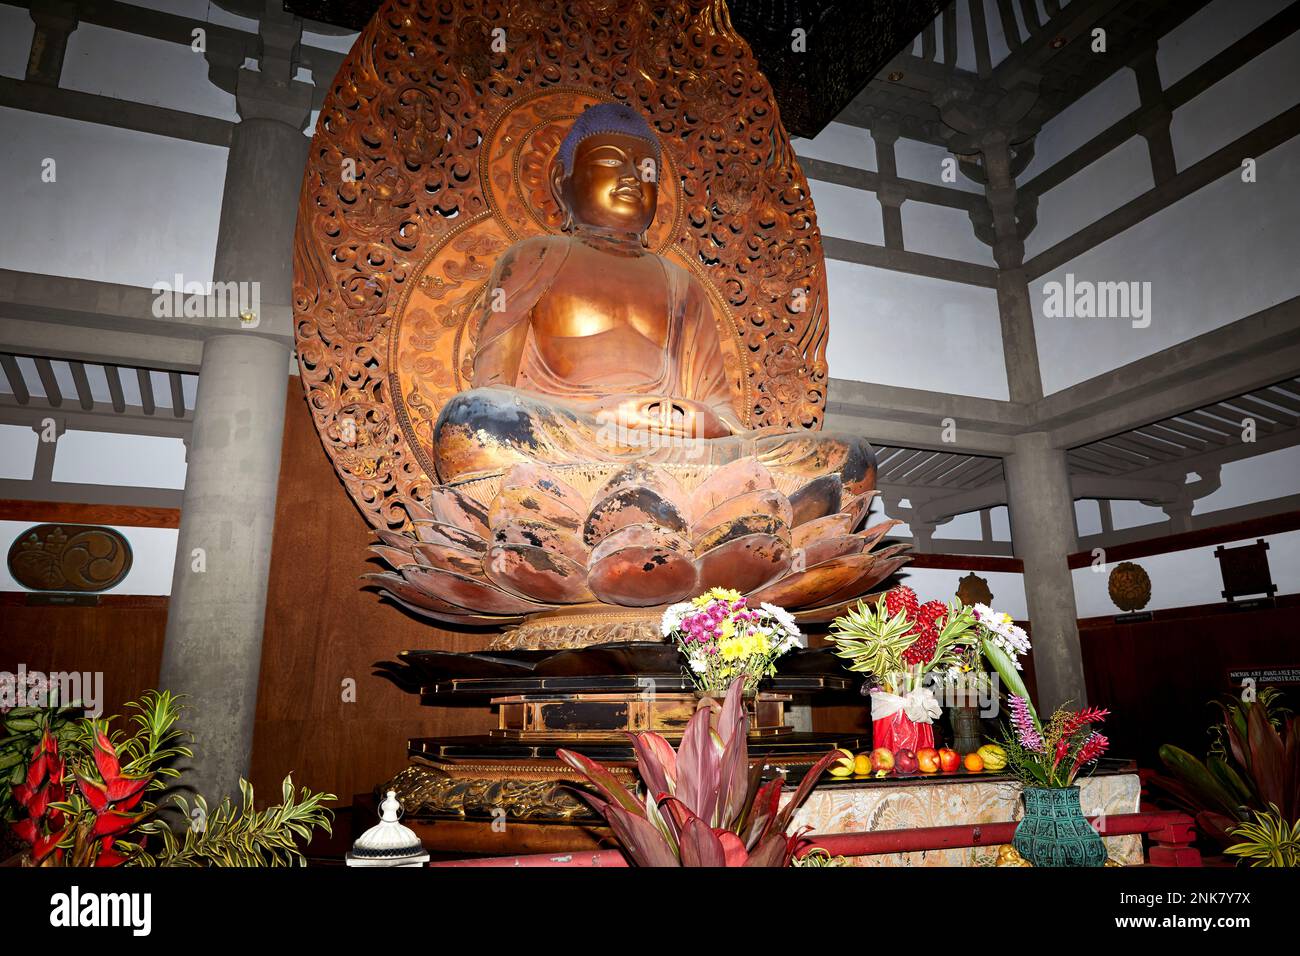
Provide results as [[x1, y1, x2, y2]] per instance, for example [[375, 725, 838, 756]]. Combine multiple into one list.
[[293, 0, 833, 531]]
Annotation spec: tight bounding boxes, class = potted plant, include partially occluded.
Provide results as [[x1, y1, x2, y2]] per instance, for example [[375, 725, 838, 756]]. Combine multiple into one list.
[[1148, 692, 1298, 856], [557, 678, 842, 866], [6, 690, 335, 867], [974, 609, 1110, 867], [826, 586, 977, 751]]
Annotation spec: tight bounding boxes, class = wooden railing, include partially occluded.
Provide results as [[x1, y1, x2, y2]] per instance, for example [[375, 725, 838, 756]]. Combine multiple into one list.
[[426, 809, 1201, 867]]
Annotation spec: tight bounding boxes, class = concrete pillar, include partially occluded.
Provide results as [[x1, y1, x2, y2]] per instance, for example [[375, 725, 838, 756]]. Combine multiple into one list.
[[159, 334, 288, 801], [158, 6, 309, 800], [1004, 431, 1087, 712]]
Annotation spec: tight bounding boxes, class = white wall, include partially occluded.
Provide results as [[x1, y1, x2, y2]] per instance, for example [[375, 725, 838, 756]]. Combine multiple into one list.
[[0, 4, 34, 79], [0, 520, 177, 594], [1030, 134, 1300, 394], [51, 431, 187, 489], [826, 261, 1007, 398], [792, 122, 876, 169], [1193, 445, 1300, 515], [62, 24, 238, 121], [808, 180, 884, 245], [1073, 528, 1300, 617], [0, 108, 227, 289], [0, 424, 38, 480]]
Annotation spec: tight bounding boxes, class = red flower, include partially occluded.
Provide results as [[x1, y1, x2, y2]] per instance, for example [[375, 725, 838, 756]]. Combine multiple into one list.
[[883, 586, 919, 620], [1058, 707, 1110, 740], [916, 600, 948, 628], [92, 730, 122, 781], [1073, 733, 1109, 772], [94, 838, 129, 867]]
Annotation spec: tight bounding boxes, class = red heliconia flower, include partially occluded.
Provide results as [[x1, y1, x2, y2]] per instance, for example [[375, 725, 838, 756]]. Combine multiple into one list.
[[94, 838, 129, 868], [30, 829, 65, 863], [883, 586, 919, 620], [12, 817, 39, 846], [1073, 732, 1109, 773], [92, 809, 141, 839], [92, 730, 122, 781]]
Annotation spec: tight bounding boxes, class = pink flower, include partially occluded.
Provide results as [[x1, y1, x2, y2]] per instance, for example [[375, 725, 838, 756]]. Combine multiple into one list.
[[1009, 695, 1044, 752]]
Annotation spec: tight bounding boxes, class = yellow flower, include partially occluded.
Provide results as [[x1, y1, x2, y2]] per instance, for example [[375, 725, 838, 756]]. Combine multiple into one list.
[[719, 618, 735, 639], [708, 587, 742, 603]]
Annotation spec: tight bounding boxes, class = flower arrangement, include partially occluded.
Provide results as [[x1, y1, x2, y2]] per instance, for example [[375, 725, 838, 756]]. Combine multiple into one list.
[[661, 588, 802, 695], [968, 603, 1110, 789], [828, 586, 977, 694], [828, 586, 980, 751], [999, 699, 1111, 788]]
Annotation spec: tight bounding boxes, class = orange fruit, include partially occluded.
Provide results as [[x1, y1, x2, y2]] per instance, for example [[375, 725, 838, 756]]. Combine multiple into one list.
[[963, 752, 984, 772]]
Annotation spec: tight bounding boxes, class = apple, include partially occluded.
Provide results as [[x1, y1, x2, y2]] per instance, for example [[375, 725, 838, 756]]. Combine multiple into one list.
[[894, 748, 919, 774], [938, 747, 960, 773], [870, 747, 895, 773], [963, 751, 985, 772], [916, 747, 940, 773]]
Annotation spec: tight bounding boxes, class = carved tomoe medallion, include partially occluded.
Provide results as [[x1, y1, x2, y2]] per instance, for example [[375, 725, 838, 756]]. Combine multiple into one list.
[[7, 524, 133, 592]]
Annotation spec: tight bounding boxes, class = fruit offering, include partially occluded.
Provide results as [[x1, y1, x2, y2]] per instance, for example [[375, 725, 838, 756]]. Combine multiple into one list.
[[963, 752, 984, 772], [894, 748, 919, 774], [916, 747, 940, 773], [829, 747, 856, 777], [870, 748, 895, 773], [937, 747, 960, 772], [853, 752, 872, 775], [977, 743, 1008, 771]]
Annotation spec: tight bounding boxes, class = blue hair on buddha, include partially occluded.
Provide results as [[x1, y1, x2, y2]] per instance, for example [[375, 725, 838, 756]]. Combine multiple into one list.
[[556, 102, 661, 177]]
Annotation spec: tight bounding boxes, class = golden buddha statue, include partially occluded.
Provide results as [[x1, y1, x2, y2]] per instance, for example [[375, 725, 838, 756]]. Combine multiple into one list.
[[431, 103, 876, 494]]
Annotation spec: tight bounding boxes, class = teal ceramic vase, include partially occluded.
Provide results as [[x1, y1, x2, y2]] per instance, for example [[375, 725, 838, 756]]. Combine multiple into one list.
[[1013, 786, 1107, 867]]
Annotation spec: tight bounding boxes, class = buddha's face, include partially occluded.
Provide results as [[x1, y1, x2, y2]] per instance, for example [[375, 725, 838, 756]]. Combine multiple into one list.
[[555, 132, 658, 234]]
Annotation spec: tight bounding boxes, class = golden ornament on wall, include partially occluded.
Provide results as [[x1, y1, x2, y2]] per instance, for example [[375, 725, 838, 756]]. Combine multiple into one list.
[[1107, 561, 1152, 612]]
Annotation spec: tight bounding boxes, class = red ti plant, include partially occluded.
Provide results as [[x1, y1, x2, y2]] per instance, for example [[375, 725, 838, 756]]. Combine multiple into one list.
[[557, 678, 842, 866]]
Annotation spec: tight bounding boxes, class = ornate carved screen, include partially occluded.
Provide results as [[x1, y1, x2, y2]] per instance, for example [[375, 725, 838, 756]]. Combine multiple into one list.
[[293, 0, 832, 530]]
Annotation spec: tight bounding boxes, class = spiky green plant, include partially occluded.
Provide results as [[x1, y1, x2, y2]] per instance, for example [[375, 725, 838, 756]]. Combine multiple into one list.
[[828, 596, 976, 693], [1224, 804, 1300, 867], [127, 776, 335, 867]]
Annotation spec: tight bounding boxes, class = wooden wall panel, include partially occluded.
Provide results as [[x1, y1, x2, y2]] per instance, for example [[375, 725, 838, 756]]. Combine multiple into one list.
[[249, 381, 496, 806], [0, 603, 167, 723], [1080, 604, 1300, 768]]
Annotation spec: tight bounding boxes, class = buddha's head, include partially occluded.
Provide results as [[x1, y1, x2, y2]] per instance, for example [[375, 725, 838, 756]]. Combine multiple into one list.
[[552, 103, 660, 236]]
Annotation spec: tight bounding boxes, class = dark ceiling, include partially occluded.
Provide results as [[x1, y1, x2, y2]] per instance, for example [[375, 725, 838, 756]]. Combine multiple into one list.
[[280, 0, 951, 138]]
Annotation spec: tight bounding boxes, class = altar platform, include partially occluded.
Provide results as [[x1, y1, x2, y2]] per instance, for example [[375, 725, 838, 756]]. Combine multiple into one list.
[[786, 764, 1143, 866]]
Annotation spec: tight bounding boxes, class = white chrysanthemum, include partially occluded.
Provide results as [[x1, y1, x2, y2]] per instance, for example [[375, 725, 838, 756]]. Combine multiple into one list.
[[689, 657, 708, 673], [759, 602, 800, 638], [661, 601, 693, 637]]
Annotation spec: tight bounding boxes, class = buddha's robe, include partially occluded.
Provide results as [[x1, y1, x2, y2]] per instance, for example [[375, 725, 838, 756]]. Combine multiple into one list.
[[431, 234, 876, 493]]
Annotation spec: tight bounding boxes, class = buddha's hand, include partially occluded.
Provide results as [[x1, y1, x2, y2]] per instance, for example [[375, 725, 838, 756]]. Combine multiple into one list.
[[592, 394, 731, 442]]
